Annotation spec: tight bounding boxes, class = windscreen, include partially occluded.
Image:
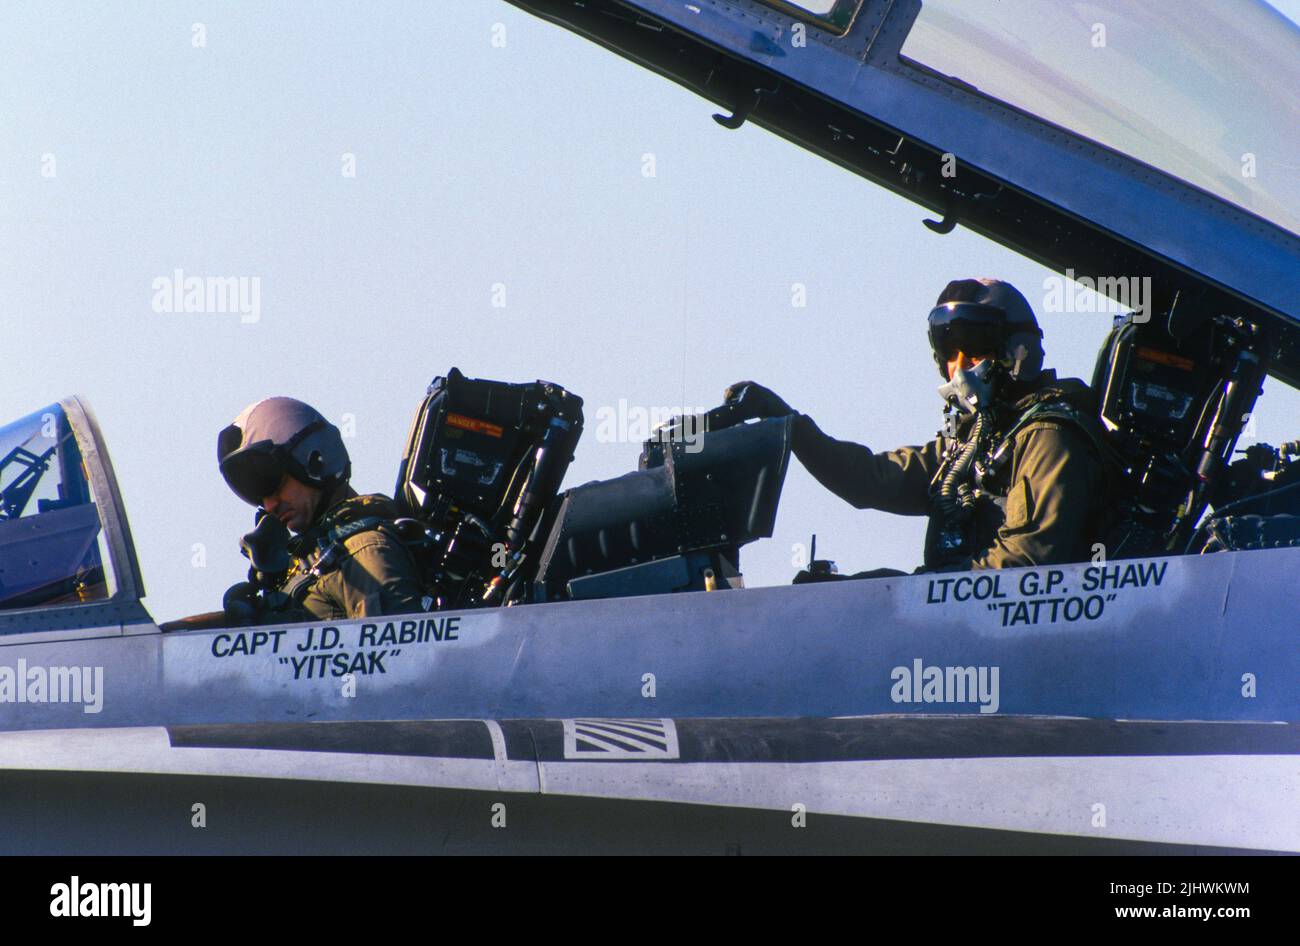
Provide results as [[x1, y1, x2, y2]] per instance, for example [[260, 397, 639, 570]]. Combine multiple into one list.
[[0, 404, 112, 610]]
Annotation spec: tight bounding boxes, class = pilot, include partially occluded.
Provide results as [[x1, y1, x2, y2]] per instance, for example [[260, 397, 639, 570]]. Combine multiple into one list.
[[725, 278, 1114, 573], [216, 397, 425, 619]]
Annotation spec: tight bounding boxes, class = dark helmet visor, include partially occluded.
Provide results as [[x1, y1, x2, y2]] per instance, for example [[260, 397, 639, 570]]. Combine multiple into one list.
[[928, 302, 1011, 363], [219, 440, 288, 506]]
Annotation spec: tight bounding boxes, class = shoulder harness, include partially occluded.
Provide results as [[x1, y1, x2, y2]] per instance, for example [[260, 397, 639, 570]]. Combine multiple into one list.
[[282, 509, 395, 602], [976, 392, 1113, 491]]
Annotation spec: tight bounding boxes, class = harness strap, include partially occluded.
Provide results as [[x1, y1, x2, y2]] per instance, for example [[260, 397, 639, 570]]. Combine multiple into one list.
[[980, 399, 1113, 489], [283, 516, 392, 602]]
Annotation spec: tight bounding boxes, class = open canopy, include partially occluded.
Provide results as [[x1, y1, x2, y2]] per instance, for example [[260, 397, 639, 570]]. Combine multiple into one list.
[[901, 0, 1299, 237], [508, 0, 1300, 384]]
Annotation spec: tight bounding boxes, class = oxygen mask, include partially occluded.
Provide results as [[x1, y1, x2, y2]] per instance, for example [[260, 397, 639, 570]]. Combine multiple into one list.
[[938, 359, 998, 415]]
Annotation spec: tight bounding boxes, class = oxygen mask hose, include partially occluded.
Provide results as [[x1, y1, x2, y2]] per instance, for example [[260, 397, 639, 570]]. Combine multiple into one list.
[[933, 359, 1000, 528], [936, 409, 988, 526]]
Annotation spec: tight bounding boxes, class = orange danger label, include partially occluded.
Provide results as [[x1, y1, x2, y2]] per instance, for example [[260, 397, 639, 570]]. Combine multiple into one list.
[[1135, 346, 1195, 371], [446, 413, 504, 438]]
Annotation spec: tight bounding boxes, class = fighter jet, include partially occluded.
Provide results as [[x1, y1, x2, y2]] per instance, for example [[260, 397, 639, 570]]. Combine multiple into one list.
[[0, 0, 1297, 853]]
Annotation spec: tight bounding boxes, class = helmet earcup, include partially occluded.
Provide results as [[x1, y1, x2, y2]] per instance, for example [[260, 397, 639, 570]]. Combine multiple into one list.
[[1004, 329, 1045, 382]]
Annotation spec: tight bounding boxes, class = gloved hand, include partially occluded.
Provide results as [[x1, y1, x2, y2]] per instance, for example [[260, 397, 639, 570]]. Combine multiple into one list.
[[241, 511, 291, 576], [723, 381, 796, 421], [222, 581, 263, 625], [223, 581, 295, 625]]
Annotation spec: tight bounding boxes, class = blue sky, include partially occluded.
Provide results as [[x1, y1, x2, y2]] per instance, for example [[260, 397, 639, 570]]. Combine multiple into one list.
[[3, 0, 1298, 621]]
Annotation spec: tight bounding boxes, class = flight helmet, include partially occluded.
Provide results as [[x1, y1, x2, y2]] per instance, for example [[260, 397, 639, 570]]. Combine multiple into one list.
[[927, 278, 1044, 383], [218, 397, 350, 506]]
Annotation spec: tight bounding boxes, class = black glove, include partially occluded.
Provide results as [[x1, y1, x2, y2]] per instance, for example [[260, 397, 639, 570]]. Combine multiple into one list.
[[723, 380, 795, 421], [222, 581, 295, 626], [222, 581, 262, 625], [241, 511, 291, 576]]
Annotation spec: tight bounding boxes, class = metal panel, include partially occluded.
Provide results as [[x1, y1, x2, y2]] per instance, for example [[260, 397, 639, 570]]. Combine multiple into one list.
[[1, 549, 1295, 729], [0, 718, 1293, 851]]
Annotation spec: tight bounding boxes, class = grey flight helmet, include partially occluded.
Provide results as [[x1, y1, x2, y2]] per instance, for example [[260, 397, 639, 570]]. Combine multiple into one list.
[[217, 397, 350, 506], [926, 278, 1045, 383]]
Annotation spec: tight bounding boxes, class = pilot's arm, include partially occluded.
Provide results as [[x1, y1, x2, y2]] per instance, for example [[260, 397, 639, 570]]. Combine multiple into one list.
[[791, 415, 940, 515], [968, 421, 1104, 569], [724, 380, 939, 515]]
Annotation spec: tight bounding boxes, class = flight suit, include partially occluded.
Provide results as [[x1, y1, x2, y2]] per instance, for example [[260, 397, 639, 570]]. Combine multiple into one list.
[[792, 371, 1112, 569], [286, 490, 426, 620]]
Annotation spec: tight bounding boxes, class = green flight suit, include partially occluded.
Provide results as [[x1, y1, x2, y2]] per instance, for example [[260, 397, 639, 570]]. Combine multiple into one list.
[[792, 372, 1112, 570], [287, 490, 426, 620]]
